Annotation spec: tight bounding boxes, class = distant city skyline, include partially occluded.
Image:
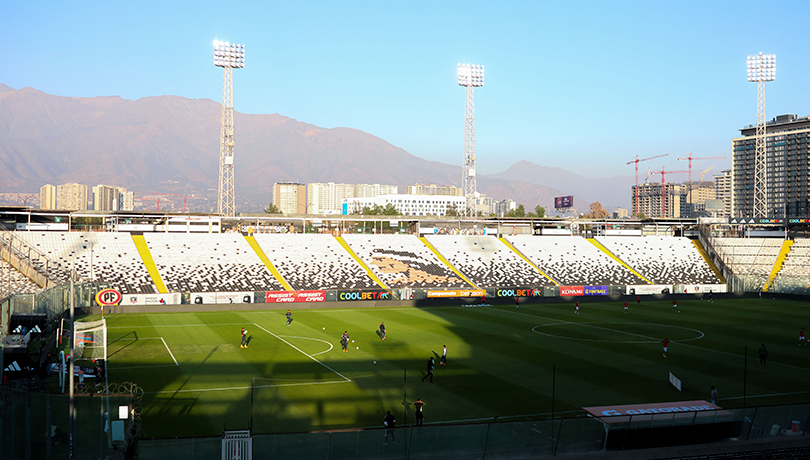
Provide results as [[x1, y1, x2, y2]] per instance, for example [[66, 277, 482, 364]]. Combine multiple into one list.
[[1, 1, 809, 180]]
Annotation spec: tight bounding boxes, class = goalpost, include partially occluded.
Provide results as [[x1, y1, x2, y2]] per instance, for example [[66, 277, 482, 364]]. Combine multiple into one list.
[[72, 318, 107, 362]]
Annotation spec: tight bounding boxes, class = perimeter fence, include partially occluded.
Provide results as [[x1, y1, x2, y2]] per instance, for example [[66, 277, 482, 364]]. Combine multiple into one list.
[[137, 403, 810, 460]]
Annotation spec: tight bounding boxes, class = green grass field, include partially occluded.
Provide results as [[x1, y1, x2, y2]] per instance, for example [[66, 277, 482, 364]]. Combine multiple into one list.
[[84, 297, 810, 439]]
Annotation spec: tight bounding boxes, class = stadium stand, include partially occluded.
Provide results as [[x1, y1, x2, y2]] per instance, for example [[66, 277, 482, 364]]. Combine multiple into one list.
[[145, 233, 283, 292], [425, 235, 555, 288], [342, 234, 470, 288], [596, 236, 722, 285], [253, 234, 378, 290], [770, 238, 810, 292], [711, 238, 782, 291], [0, 259, 43, 296], [506, 235, 646, 286], [13, 232, 157, 293]]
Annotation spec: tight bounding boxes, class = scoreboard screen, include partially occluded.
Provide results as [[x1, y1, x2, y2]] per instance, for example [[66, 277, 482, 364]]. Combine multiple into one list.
[[555, 196, 573, 209]]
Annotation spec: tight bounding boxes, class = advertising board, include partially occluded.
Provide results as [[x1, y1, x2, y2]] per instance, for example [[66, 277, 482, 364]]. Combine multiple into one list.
[[626, 285, 672, 295], [495, 288, 543, 297], [124, 293, 181, 305], [560, 285, 609, 296], [337, 290, 392, 301], [426, 289, 485, 298], [188, 292, 254, 304], [554, 196, 573, 209], [266, 290, 326, 303]]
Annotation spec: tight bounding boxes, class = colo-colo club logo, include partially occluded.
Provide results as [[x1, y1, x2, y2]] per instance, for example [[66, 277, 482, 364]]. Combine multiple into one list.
[[338, 291, 390, 301]]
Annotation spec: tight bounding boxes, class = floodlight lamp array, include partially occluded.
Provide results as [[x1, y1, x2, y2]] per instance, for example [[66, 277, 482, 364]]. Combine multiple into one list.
[[214, 40, 246, 68], [457, 63, 484, 87], [747, 52, 775, 82]]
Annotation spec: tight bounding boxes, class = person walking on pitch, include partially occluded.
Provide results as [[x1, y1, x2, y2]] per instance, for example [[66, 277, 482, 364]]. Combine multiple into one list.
[[662, 338, 669, 358], [515, 296, 520, 309], [759, 343, 768, 365], [672, 300, 678, 313], [624, 301, 629, 314], [380, 322, 386, 340], [383, 410, 396, 444], [421, 357, 435, 383], [241, 327, 248, 348], [575, 301, 579, 315], [799, 327, 806, 346], [341, 331, 350, 352], [711, 385, 719, 405], [285, 309, 292, 326], [440, 345, 447, 365]]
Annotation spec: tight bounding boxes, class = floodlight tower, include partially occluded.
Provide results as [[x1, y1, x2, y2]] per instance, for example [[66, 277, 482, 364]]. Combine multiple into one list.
[[213, 40, 246, 217], [458, 63, 484, 217], [747, 52, 775, 218]]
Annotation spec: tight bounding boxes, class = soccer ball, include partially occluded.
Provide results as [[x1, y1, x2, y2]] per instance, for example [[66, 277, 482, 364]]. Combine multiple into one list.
[[356, 346, 359, 349], [373, 361, 377, 364], [323, 327, 325, 330], [678, 311, 681, 314], [352, 340, 355, 343]]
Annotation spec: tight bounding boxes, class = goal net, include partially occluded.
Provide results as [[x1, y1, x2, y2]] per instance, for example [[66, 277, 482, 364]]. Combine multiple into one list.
[[73, 318, 107, 361]]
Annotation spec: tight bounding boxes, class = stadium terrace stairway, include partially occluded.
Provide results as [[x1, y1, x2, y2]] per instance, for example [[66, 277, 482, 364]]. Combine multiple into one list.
[[131, 234, 167, 293], [498, 237, 559, 286], [244, 235, 291, 291], [764, 240, 794, 292], [692, 239, 726, 284], [587, 238, 652, 284], [418, 236, 477, 287], [333, 236, 388, 289]]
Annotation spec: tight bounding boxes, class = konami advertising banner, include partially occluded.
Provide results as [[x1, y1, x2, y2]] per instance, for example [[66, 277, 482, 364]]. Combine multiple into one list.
[[560, 286, 608, 296], [266, 290, 326, 303]]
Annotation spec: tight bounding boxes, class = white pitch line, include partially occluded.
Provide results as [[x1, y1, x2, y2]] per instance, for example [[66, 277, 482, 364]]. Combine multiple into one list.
[[160, 337, 178, 366], [252, 323, 351, 382], [108, 322, 247, 329], [724, 390, 810, 400], [488, 306, 810, 372], [145, 379, 351, 395], [277, 335, 333, 356]]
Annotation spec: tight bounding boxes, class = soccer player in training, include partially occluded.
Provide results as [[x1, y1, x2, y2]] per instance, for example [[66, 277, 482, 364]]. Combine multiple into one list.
[[624, 301, 629, 314], [421, 357, 435, 383], [285, 310, 292, 326], [440, 345, 447, 365], [662, 338, 669, 358], [575, 301, 579, 315], [241, 327, 248, 348], [636, 296, 641, 308], [380, 322, 386, 340], [799, 327, 806, 346], [341, 331, 350, 352], [672, 300, 678, 313]]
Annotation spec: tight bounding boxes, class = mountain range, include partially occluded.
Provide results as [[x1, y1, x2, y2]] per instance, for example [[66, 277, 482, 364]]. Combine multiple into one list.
[[0, 83, 632, 213]]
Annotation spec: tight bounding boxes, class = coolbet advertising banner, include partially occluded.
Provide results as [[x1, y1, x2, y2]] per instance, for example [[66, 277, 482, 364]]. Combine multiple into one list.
[[426, 289, 486, 298], [337, 290, 392, 301], [495, 288, 543, 297], [560, 286, 608, 296], [266, 290, 326, 303]]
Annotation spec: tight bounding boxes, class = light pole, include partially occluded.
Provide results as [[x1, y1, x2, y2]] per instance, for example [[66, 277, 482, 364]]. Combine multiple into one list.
[[458, 63, 484, 218], [214, 40, 246, 217], [747, 52, 775, 218]]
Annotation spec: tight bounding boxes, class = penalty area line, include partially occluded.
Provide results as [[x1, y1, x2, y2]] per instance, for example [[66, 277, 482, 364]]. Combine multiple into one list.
[[252, 323, 351, 382]]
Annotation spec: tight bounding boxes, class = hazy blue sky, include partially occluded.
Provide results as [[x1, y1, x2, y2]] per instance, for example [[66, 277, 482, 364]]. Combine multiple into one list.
[[2, 1, 808, 179]]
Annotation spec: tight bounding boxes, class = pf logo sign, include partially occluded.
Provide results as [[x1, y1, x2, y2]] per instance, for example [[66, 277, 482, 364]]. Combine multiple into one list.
[[96, 289, 122, 306]]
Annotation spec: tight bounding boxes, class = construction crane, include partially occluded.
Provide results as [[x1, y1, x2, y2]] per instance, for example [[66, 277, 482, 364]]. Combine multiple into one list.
[[677, 154, 727, 185], [627, 154, 668, 217], [649, 166, 688, 217], [700, 166, 714, 182]]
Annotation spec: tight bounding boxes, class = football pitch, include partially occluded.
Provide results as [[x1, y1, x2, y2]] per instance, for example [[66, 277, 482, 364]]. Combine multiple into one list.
[[91, 297, 810, 439]]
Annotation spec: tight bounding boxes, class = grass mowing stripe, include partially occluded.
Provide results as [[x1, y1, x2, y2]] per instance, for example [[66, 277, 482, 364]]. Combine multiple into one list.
[[252, 322, 351, 382], [487, 305, 810, 372], [145, 379, 352, 395]]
